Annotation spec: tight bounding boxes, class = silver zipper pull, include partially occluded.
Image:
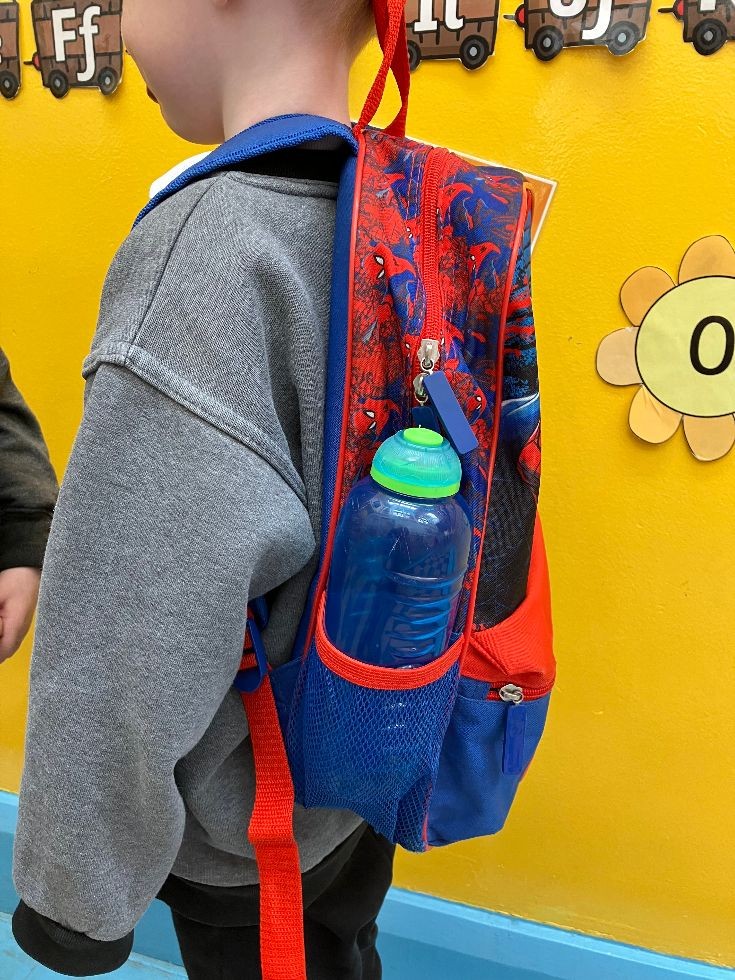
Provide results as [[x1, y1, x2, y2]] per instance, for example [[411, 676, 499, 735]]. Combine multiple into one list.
[[501, 683, 527, 776], [418, 338, 440, 373], [499, 683, 524, 704], [413, 373, 429, 404], [414, 338, 440, 404]]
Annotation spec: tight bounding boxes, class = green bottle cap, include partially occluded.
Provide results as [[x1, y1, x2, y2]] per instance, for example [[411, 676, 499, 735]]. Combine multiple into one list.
[[370, 428, 462, 499]]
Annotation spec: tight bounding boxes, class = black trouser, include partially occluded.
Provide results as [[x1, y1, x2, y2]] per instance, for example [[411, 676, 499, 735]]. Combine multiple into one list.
[[157, 824, 395, 980]]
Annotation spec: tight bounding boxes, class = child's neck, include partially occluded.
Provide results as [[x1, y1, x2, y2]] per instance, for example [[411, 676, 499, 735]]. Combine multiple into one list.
[[220, 46, 352, 143]]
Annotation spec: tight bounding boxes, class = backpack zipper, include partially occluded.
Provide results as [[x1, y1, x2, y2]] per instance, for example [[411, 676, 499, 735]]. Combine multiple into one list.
[[500, 685, 528, 776], [414, 147, 450, 401], [416, 157, 552, 715], [496, 681, 552, 776], [491, 679, 555, 702]]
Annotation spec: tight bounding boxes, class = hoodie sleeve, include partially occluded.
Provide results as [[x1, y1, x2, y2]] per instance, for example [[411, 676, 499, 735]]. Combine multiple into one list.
[[12, 363, 315, 972], [0, 347, 58, 571]]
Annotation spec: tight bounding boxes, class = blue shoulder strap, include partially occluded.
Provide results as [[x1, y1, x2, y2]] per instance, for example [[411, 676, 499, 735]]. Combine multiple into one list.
[[135, 113, 357, 226]]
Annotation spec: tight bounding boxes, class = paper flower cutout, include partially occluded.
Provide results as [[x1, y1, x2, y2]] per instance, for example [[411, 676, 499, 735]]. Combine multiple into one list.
[[597, 236, 735, 461]]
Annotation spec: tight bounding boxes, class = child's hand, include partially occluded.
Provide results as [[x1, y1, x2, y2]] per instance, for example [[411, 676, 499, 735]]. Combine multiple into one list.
[[0, 567, 41, 664]]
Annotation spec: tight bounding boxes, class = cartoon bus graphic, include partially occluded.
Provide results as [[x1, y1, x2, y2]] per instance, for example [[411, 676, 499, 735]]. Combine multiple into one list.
[[29, 0, 123, 98], [510, 0, 652, 58], [406, 0, 499, 70], [660, 0, 735, 54], [0, 1, 20, 100]]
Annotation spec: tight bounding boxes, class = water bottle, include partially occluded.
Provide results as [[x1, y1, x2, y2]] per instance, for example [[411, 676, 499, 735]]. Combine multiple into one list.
[[325, 428, 472, 668]]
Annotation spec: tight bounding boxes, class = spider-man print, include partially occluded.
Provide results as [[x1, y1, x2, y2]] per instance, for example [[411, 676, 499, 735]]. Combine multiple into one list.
[[518, 423, 541, 500], [344, 128, 540, 636]]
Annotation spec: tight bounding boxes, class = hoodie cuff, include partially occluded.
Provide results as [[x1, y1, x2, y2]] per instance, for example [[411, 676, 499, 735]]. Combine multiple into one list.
[[12, 901, 134, 976], [0, 510, 53, 571]]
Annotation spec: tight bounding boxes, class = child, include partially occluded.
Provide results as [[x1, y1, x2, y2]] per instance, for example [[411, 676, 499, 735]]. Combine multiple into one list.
[[0, 347, 58, 664], [11, 1, 395, 977]]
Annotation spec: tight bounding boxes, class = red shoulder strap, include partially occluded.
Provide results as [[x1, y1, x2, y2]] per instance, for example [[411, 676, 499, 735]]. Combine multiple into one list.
[[239, 627, 306, 980], [237, 9, 411, 972], [356, 0, 410, 138]]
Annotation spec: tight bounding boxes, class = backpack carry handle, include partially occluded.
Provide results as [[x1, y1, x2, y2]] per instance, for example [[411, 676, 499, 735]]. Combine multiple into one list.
[[356, 0, 411, 138]]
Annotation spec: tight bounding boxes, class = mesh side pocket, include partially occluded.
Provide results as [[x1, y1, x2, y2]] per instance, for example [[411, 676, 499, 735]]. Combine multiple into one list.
[[287, 606, 461, 852]]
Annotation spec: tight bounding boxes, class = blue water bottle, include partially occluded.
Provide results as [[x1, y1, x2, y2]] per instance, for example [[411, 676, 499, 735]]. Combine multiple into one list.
[[325, 428, 472, 668]]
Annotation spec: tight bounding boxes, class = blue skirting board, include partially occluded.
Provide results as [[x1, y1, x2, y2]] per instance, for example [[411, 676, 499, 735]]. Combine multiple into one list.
[[1, 791, 732, 979]]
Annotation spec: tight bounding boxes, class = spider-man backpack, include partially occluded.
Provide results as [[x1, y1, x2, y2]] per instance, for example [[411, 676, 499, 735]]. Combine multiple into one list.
[[138, 2, 555, 976]]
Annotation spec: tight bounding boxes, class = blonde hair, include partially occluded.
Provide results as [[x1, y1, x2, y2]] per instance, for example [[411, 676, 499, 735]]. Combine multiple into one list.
[[341, 0, 375, 50], [304, 0, 375, 54]]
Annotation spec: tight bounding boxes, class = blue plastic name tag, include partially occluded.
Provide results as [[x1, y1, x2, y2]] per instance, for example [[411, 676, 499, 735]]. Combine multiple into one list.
[[503, 701, 527, 776], [423, 371, 479, 457]]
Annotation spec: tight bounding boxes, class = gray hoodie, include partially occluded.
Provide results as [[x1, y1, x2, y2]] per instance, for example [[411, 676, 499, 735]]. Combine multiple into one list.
[[12, 166, 362, 946]]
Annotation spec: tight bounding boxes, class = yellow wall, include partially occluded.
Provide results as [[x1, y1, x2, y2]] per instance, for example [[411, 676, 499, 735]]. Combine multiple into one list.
[[2, 3, 734, 968]]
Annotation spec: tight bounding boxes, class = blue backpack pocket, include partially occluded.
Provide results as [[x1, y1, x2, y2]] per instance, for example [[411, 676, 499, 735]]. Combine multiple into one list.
[[426, 678, 551, 846], [286, 596, 461, 851], [426, 527, 555, 846]]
